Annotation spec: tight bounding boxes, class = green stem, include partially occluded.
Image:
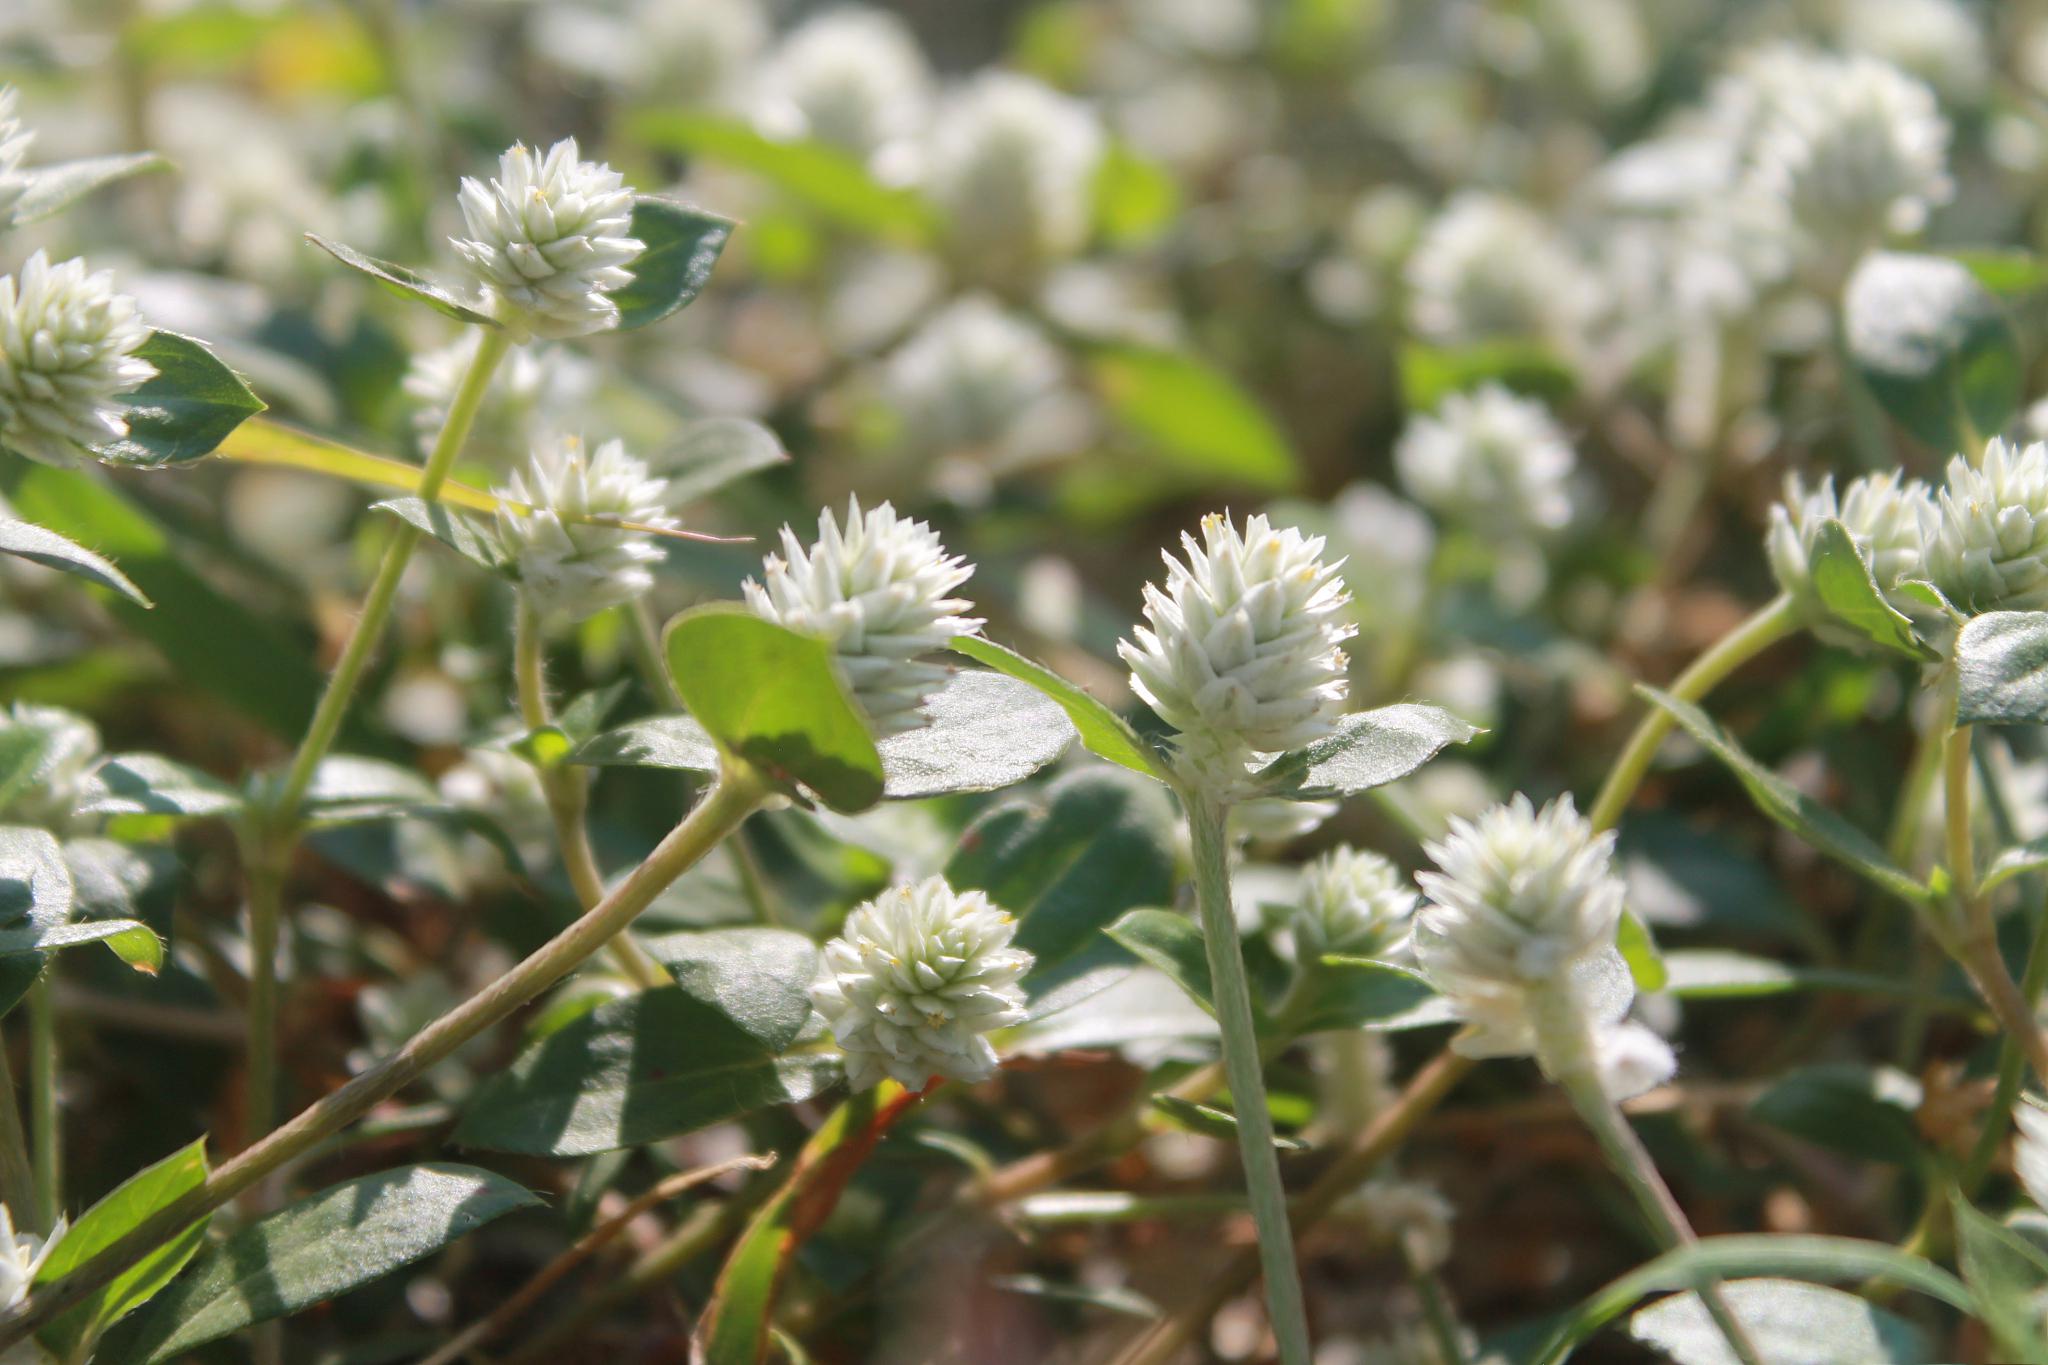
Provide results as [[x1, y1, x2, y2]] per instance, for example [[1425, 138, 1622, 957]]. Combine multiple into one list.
[[27, 979, 56, 1231], [0, 1038, 35, 1229], [1532, 991, 1764, 1365], [1587, 595, 1799, 833], [1942, 722, 2048, 1085], [0, 762, 770, 1349], [1962, 886, 2048, 1193], [1184, 790, 1311, 1365], [242, 838, 288, 1148]]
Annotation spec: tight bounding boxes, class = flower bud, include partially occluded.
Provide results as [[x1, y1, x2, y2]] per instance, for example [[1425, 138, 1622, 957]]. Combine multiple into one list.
[[1922, 438, 2048, 615], [1765, 470, 1932, 635], [1119, 512, 1354, 793], [880, 295, 1074, 467], [1394, 384, 1576, 536], [1336, 1178, 1455, 1271], [489, 434, 672, 624], [0, 87, 34, 228], [1290, 846, 1417, 960], [0, 252, 155, 467], [744, 497, 981, 737], [810, 876, 1032, 1090], [451, 139, 644, 340]]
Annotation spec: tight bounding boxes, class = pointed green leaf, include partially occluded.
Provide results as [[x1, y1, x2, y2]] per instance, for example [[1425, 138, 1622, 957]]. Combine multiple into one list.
[[642, 927, 819, 1052], [1282, 957, 1439, 1035], [0, 917, 160, 972], [613, 198, 735, 330], [1249, 704, 1480, 801], [1957, 611, 2048, 726], [373, 496, 508, 573], [1149, 1095, 1306, 1151], [951, 636, 1168, 782], [78, 754, 242, 820], [306, 234, 498, 326], [91, 332, 265, 468], [1630, 1279, 1934, 1365], [1616, 910, 1669, 992], [37, 1138, 210, 1358], [0, 518, 149, 607], [1809, 519, 1933, 660], [1104, 909, 1213, 1014], [8, 153, 170, 226]]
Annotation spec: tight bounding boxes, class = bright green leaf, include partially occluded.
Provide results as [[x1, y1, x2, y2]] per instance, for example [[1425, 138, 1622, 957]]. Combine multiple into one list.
[[1616, 911, 1669, 992], [1088, 344, 1301, 492], [37, 1138, 210, 1359], [1808, 520, 1934, 660], [91, 332, 266, 469], [1398, 339, 1576, 412], [0, 518, 150, 607], [1149, 1095, 1306, 1150], [950, 637, 1168, 782]]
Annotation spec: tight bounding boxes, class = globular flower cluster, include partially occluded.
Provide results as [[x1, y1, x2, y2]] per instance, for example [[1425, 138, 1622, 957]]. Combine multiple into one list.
[[1120, 512, 1355, 793], [0, 86, 34, 228], [1405, 192, 1589, 347], [0, 251, 155, 468], [810, 876, 1032, 1090], [1415, 795, 1673, 1100], [1765, 470, 1933, 637], [452, 139, 644, 340], [488, 434, 673, 625], [925, 72, 1104, 285], [748, 8, 930, 165], [1921, 438, 2048, 615], [881, 295, 1075, 469], [744, 498, 981, 738], [1394, 384, 1576, 536], [1290, 845, 1417, 961]]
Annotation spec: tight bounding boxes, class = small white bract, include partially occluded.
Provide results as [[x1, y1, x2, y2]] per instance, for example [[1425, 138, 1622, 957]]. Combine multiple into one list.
[[1765, 470, 1933, 636], [748, 8, 930, 163], [451, 139, 644, 340], [1291, 845, 1417, 960], [0, 87, 34, 227], [1336, 1177, 1455, 1271], [0, 251, 155, 468], [0, 1201, 60, 1314], [489, 434, 673, 624], [744, 497, 981, 737], [924, 72, 1105, 285], [1405, 192, 1588, 346], [1394, 384, 1576, 535], [1120, 511, 1354, 793], [1922, 437, 2048, 615], [811, 876, 1032, 1090]]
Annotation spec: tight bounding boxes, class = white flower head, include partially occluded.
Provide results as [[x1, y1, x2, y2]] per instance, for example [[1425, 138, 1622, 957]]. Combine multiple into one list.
[[0, 87, 35, 228], [749, 8, 930, 163], [1922, 438, 2048, 615], [451, 139, 644, 340], [1291, 845, 1418, 961], [1840, 0, 1988, 99], [0, 703, 100, 833], [1119, 512, 1355, 793], [1765, 470, 1933, 634], [404, 333, 599, 450], [1405, 192, 1589, 346], [744, 498, 981, 738], [924, 72, 1105, 285], [811, 875, 1032, 1090], [0, 1202, 60, 1313], [1394, 384, 1576, 535], [2017, 1097, 2048, 1213], [1336, 1177, 1455, 1271], [880, 294, 1076, 467], [489, 434, 672, 624], [0, 252, 155, 468]]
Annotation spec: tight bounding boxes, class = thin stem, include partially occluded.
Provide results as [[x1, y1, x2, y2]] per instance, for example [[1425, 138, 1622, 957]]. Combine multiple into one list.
[[1941, 723, 2048, 1084], [1184, 790, 1311, 1365], [242, 841, 288, 1148], [1962, 886, 2048, 1193], [1945, 723, 1976, 904], [1586, 595, 1799, 833], [0, 1033, 35, 1229], [27, 980, 55, 1231], [1404, 1241, 1469, 1365], [0, 762, 770, 1349]]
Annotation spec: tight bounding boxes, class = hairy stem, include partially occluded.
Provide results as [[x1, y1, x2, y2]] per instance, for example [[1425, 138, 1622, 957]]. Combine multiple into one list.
[[0, 761, 769, 1349], [1942, 724, 2048, 1084], [1184, 790, 1311, 1365], [27, 979, 55, 1230], [1586, 594, 1798, 833], [0, 1038, 36, 1230]]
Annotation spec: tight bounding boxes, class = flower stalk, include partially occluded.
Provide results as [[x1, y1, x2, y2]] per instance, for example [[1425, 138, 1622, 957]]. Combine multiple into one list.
[[26, 979, 55, 1232], [0, 1046, 34, 1234]]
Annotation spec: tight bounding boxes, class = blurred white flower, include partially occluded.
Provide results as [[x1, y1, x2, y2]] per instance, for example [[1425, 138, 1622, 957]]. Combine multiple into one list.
[[811, 875, 1032, 1090], [0, 702, 99, 832], [1838, 0, 1987, 100], [452, 139, 643, 340], [1405, 192, 1588, 346], [404, 332, 599, 451], [880, 295, 1084, 472], [1594, 1019, 1679, 1103], [0, 87, 35, 227], [1120, 512, 1355, 793], [1394, 384, 1575, 535], [1291, 845, 1418, 960], [2017, 1098, 2048, 1212], [748, 8, 930, 168], [925, 72, 1106, 285], [489, 434, 672, 624], [1922, 438, 2048, 615], [1335, 1177, 1455, 1271], [0, 251, 154, 467], [744, 498, 981, 737], [529, 0, 766, 100], [1765, 470, 1933, 635], [1232, 795, 1337, 844], [0, 1201, 60, 1313]]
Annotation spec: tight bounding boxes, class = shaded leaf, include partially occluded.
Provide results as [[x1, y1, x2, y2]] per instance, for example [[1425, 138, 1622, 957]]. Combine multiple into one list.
[[951, 637, 1167, 782], [77, 754, 241, 820], [1249, 704, 1480, 801], [0, 518, 149, 607], [1750, 1065, 1926, 1166], [1104, 909, 1212, 1014], [92, 332, 265, 469], [613, 198, 736, 331], [1283, 958, 1439, 1036], [1844, 250, 2022, 451], [373, 497, 508, 573], [1957, 611, 2048, 727], [306, 234, 497, 325], [660, 417, 789, 504], [642, 927, 819, 1052], [1952, 1194, 2048, 1362]]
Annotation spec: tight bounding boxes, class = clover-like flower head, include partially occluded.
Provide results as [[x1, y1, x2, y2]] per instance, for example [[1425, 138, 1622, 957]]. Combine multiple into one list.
[[924, 72, 1104, 285], [1119, 512, 1354, 792], [0, 251, 155, 467], [490, 434, 672, 624], [743, 497, 981, 738], [1405, 192, 1588, 346], [1394, 384, 1576, 535], [882, 295, 1071, 464], [452, 139, 644, 340], [1291, 845, 1418, 961], [0, 87, 34, 228], [749, 8, 930, 161], [810, 876, 1032, 1090], [1765, 469, 1932, 633], [1922, 438, 2048, 615]]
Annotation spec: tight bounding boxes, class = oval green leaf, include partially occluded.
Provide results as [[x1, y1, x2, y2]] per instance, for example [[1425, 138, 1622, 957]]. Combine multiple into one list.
[[950, 636, 1168, 782], [613, 197, 736, 331], [305, 233, 499, 326], [92, 332, 266, 469], [1956, 610, 2048, 727], [1249, 704, 1480, 801]]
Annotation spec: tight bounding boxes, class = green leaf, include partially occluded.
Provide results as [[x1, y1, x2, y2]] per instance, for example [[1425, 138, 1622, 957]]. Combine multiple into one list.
[[989, 1273, 1161, 1321], [1525, 1234, 1973, 1365], [1104, 909, 1213, 1014], [0, 826, 73, 936], [626, 110, 938, 242], [78, 754, 242, 820], [1282, 958, 1439, 1035], [37, 1138, 211, 1359], [1986, 835, 2048, 894], [1149, 1095, 1306, 1151], [664, 605, 885, 813], [642, 927, 819, 1052], [1088, 344, 1301, 492], [8, 153, 170, 226], [1749, 1065, 1926, 1166], [455, 989, 842, 1155], [0, 517, 150, 606], [1948, 248, 2048, 301], [1661, 950, 1974, 1011], [950, 637, 1168, 782], [1616, 911, 1669, 992], [299, 755, 441, 818], [91, 332, 266, 468], [1636, 688, 1930, 905], [1844, 250, 2022, 451], [1629, 1279, 1935, 1365], [94, 1164, 541, 1365], [660, 417, 789, 504], [1398, 339, 1576, 412], [872, 670, 1074, 798], [373, 496, 508, 573], [1957, 611, 2048, 726], [1808, 520, 1933, 659], [1952, 1194, 2048, 1362], [946, 769, 1177, 975], [305, 234, 498, 326], [613, 198, 736, 331], [1249, 705, 1480, 801], [0, 917, 161, 972], [62, 839, 178, 942], [1091, 140, 1178, 247]]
